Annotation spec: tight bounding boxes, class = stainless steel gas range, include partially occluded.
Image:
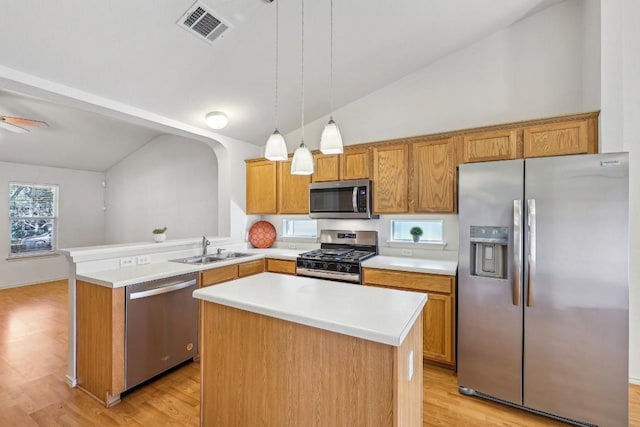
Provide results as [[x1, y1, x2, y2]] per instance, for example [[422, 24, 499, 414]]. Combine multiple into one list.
[[296, 230, 378, 284]]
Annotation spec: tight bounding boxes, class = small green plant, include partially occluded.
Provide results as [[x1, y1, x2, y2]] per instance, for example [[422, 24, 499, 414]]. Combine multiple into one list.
[[152, 227, 167, 234], [409, 226, 423, 236]]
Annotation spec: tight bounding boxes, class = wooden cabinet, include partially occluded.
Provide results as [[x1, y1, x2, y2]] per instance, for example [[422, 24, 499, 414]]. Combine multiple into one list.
[[459, 129, 519, 163], [312, 154, 340, 182], [246, 160, 277, 214], [200, 260, 266, 287], [412, 138, 456, 213], [341, 147, 370, 180], [277, 159, 310, 214], [362, 268, 456, 367], [76, 281, 125, 407], [266, 258, 297, 275], [372, 144, 409, 213], [238, 259, 265, 277], [245, 158, 310, 215], [523, 119, 592, 158]]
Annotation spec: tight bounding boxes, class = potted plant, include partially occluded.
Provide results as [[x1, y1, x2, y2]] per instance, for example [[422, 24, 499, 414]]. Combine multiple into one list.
[[153, 227, 167, 242], [409, 226, 423, 243]]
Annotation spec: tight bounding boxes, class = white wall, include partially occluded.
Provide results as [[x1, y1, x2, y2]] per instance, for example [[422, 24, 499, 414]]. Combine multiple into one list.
[[0, 161, 105, 288], [601, 0, 640, 383], [104, 134, 218, 243], [286, 0, 586, 149]]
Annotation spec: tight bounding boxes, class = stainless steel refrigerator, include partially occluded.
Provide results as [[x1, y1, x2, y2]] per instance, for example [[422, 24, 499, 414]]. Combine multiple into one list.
[[457, 153, 629, 426]]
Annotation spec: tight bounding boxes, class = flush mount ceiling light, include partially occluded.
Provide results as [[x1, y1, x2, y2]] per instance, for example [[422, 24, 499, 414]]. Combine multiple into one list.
[[291, 0, 314, 175], [205, 111, 229, 129], [264, 0, 288, 161], [319, 0, 343, 155]]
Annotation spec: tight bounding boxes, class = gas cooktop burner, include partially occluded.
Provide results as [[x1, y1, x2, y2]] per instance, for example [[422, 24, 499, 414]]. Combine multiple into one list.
[[299, 249, 375, 262]]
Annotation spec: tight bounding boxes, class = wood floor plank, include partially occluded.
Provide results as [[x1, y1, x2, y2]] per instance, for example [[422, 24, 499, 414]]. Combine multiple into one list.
[[1, 280, 639, 426]]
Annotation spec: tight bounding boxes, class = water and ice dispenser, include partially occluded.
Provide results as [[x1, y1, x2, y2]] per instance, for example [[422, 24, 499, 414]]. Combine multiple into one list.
[[470, 226, 508, 279]]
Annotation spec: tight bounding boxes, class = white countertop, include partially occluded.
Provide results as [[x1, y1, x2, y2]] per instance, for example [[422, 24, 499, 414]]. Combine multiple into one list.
[[361, 255, 458, 276], [193, 272, 427, 347]]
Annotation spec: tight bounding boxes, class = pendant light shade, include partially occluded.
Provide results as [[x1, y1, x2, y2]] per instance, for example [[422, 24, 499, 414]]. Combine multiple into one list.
[[291, 141, 314, 175], [264, 0, 288, 161], [265, 129, 288, 161], [320, 117, 343, 154], [290, 0, 314, 175]]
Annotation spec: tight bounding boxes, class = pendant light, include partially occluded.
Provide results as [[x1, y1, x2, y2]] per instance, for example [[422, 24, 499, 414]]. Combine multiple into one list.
[[264, 0, 288, 161], [291, 0, 314, 175], [319, 0, 343, 155]]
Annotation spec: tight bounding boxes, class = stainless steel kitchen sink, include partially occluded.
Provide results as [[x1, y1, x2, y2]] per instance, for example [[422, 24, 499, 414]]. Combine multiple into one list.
[[170, 252, 252, 265]]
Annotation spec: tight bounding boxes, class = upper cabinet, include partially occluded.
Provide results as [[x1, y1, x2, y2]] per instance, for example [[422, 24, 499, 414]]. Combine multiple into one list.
[[341, 148, 370, 180], [246, 160, 277, 214], [245, 111, 599, 216], [412, 138, 456, 213], [372, 144, 409, 213], [312, 147, 371, 182], [277, 159, 310, 214], [523, 118, 592, 158], [245, 158, 309, 215], [459, 130, 519, 163]]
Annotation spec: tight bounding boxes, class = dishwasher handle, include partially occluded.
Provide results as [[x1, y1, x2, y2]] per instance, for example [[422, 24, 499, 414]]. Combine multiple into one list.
[[129, 279, 197, 300]]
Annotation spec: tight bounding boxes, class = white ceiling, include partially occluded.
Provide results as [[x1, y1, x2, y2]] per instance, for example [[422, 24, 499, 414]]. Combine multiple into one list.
[[0, 0, 559, 171]]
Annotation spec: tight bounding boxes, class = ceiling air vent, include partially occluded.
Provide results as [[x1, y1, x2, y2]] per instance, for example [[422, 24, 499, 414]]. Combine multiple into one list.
[[177, 1, 231, 45]]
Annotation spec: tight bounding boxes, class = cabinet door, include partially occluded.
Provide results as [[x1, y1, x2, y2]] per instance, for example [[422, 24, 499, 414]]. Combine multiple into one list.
[[341, 148, 370, 180], [266, 259, 297, 275], [238, 259, 265, 278], [246, 160, 277, 214], [423, 292, 453, 365], [460, 130, 518, 163], [372, 144, 408, 213], [312, 154, 340, 182], [200, 265, 238, 287], [523, 119, 589, 158], [413, 138, 456, 213], [277, 160, 311, 214]]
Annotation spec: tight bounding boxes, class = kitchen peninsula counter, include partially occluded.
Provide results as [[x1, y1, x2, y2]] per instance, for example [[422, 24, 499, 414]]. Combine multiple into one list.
[[193, 272, 426, 426]]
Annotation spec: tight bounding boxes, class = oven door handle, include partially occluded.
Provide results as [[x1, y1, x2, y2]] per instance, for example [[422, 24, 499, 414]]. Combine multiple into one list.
[[129, 279, 196, 300], [352, 187, 358, 212]]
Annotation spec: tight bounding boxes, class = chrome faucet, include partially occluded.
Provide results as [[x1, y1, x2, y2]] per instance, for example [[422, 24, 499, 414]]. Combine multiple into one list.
[[216, 248, 226, 255], [201, 236, 210, 257]]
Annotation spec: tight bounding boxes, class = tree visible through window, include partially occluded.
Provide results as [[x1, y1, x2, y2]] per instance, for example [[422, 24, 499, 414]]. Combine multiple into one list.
[[9, 183, 58, 256]]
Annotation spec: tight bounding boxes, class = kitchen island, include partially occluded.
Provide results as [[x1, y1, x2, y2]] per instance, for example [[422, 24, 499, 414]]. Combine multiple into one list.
[[193, 272, 427, 426]]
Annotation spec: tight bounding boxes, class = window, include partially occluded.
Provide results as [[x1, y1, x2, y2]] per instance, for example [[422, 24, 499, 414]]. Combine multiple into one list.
[[391, 219, 443, 243], [282, 219, 317, 238], [9, 183, 58, 256]]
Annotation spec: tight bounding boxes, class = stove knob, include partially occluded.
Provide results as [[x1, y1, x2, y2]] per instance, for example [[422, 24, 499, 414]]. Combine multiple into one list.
[[344, 265, 352, 272], [323, 263, 329, 269], [336, 264, 342, 272]]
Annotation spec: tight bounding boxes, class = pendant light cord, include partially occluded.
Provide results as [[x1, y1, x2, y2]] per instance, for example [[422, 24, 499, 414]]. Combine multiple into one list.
[[329, 0, 334, 117], [300, 0, 305, 146], [274, 0, 279, 129]]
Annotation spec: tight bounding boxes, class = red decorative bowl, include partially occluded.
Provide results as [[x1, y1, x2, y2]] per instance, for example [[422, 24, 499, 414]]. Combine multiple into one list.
[[248, 221, 276, 248]]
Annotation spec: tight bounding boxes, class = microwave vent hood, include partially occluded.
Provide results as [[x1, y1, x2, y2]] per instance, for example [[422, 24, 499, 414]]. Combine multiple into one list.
[[309, 179, 378, 219]]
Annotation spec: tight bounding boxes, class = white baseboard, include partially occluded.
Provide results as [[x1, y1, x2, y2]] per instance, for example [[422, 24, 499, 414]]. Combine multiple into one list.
[[65, 374, 77, 388], [630, 377, 640, 386]]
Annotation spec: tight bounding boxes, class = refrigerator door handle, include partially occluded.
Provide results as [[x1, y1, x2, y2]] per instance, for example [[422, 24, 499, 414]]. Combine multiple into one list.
[[527, 198, 536, 307], [513, 200, 522, 306]]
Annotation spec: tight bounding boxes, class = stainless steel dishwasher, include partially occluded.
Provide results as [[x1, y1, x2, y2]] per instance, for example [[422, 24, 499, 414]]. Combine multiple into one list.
[[125, 273, 198, 390]]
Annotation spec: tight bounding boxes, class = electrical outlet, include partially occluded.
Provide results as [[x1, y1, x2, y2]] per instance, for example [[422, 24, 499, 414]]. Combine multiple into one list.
[[408, 350, 414, 381], [401, 249, 412, 256], [137, 255, 151, 265], [120, 257, 135, 267], [288, 243, 296, 249]]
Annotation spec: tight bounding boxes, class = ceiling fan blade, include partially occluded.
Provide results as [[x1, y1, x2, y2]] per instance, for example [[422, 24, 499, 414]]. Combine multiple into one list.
[[1, 116, 49, 128], [0, 119, 29, 133]]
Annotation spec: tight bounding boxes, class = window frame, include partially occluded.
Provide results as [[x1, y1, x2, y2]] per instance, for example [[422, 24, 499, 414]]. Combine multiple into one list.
[[282, 218, 318, 239], [389, 219, 444, 244], [8, 182, 59, 258]]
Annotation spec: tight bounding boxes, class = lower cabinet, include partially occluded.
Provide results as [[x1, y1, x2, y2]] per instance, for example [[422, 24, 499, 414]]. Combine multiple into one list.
[[266, 258, 297, 275], [200, 259, 266, 287], [362, 267, 456, 367]]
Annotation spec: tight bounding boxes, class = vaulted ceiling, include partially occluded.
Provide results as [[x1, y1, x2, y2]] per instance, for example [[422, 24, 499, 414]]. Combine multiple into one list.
[[0, 0, 560, 171]]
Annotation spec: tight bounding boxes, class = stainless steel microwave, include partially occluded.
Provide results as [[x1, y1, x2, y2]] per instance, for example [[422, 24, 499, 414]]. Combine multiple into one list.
[[308, 179, 378, 219]]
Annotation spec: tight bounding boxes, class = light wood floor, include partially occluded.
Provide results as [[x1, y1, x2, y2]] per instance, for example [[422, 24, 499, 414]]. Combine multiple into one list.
[[1, 280, 638, 426]]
